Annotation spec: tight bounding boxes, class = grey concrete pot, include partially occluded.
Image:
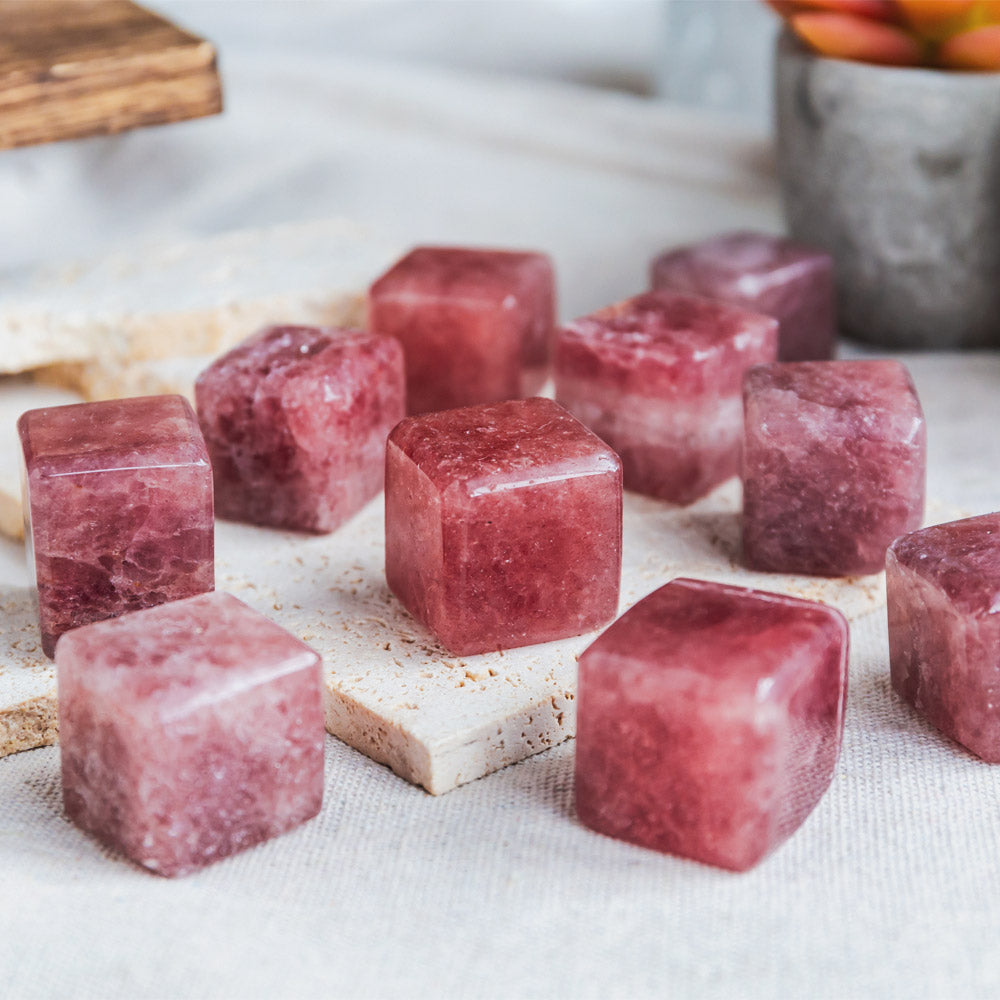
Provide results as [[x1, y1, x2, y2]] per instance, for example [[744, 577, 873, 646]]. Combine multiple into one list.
[[775, 30, 1000, 350]]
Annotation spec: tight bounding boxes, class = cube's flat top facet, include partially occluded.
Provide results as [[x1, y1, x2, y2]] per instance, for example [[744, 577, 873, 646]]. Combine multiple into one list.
[[745, 361, 922, 422], [197, 324, 398, 399], [562, 290, 776, 365], [18, 394, 207, 478], [744, 359, 924, 440], [584, 577, 848, 699], [370, 246, 551, 308], [55, 591, 320, 718], [890, 513, 1000, 616], [388, 397, 620, 497], [653, 231, 830, 295]]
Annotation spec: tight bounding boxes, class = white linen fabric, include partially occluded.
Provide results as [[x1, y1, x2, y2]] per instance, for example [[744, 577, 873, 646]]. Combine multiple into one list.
[[2, 9, 1000, 996]]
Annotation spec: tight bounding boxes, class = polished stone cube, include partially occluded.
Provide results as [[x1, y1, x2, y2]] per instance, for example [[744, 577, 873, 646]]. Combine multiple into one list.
[[554, 290, 777, 504], [57, 591, 325, 876], [575, 578, 848, 871], [888, 514, 1000, 762], [651, 231, 836, 362], [18, 395, 214, 658], [195, 325, 405, 532], [386, 397, 622, 656], [742, 360, 926, 576], [368, 246, 555, 414]]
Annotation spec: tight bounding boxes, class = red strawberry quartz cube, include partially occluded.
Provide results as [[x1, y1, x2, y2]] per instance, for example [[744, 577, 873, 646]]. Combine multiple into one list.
[[195, 325, 405, 533], [385, 397, 622, 656], [554, 290, 777, 504], [888, 513, 1000, 763], [651, 231, 836, 362], [575, 578, 849, 871], [57, 592, 325, 877], [368, 246, 555, 415], [18, 395, 214, 658], [742, 360, 926, 576]]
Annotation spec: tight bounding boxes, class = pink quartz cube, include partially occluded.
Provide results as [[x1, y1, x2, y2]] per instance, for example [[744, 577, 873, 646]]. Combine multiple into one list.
[[575, 577, 848, 871], [57, 591, 325, 876], [554, 290, 777, 504], [18, 395, 214, 658], [651, 231, 836, 362], [195, 325, 405, 532], [887, 513, 1000, 762], [368, 246, 555, 415], [385, 397, 622, 656], [742, 360, 926, 577]]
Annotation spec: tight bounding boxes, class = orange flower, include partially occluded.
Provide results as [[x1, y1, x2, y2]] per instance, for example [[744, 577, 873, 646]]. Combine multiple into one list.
[[766, 0, 1000, 68]]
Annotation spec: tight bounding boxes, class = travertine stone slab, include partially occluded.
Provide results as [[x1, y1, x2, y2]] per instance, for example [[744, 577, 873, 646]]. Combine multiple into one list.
[[0, 218, 388, 377], [1, 478, 889, 792]]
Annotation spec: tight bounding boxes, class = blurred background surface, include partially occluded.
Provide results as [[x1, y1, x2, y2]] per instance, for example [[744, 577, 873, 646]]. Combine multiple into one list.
[[2, 1, 779, 273]]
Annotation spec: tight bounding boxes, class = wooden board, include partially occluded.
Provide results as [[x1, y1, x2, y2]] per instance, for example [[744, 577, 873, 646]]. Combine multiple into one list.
[[0, 0, 222, 150]]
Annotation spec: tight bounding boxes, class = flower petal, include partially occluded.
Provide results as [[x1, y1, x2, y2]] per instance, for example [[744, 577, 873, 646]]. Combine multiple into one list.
[[790, 11, 925, 63], [937, 23, 1000, 68]]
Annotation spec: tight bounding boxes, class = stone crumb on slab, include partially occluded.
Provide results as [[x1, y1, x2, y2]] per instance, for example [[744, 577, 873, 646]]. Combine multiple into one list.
[[2, 479, 896, 789]]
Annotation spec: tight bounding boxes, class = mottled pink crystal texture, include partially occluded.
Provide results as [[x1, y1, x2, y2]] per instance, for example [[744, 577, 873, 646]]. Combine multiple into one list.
[[195, 325, 405, 532], [368, 246, 555, 415], [742, 360, 926, 576], [650, 231, 836, 362], [554, 291, 777, 504], [18, 395, 214, 658], [575, 578, 848, 871], [385, 397, 622, 656], [57, 591, 325, 876], [887, 514, 1000, 762]]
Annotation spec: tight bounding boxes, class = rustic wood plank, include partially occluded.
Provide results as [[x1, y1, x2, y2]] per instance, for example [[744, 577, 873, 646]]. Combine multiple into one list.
[[0, 0, 222, 150]]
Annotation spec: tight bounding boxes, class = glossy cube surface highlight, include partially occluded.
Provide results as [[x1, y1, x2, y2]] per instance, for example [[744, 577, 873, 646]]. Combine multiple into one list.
[[575, 578, 848, 871], [57, 592, 325, 876], [554, 290, 777, 504], [888, 514, 1000, 762], [368, 246, 555, 414], [18, 394, 214, 658], [385, 397, 622, 655], [195, 325, 405, 532], [742, 360, 926, 576], [651, 231, 836, 362]]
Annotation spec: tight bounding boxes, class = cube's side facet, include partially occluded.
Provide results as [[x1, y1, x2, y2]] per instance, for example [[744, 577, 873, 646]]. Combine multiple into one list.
[[385, 439, 447, 643], [27, 462, 213, 658], [437, 467, 622, 655], [516, 254, 557, 394], [369, 294, 523, 415], [887, 546, 1000, 763], [555, 374, 744, 504]]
